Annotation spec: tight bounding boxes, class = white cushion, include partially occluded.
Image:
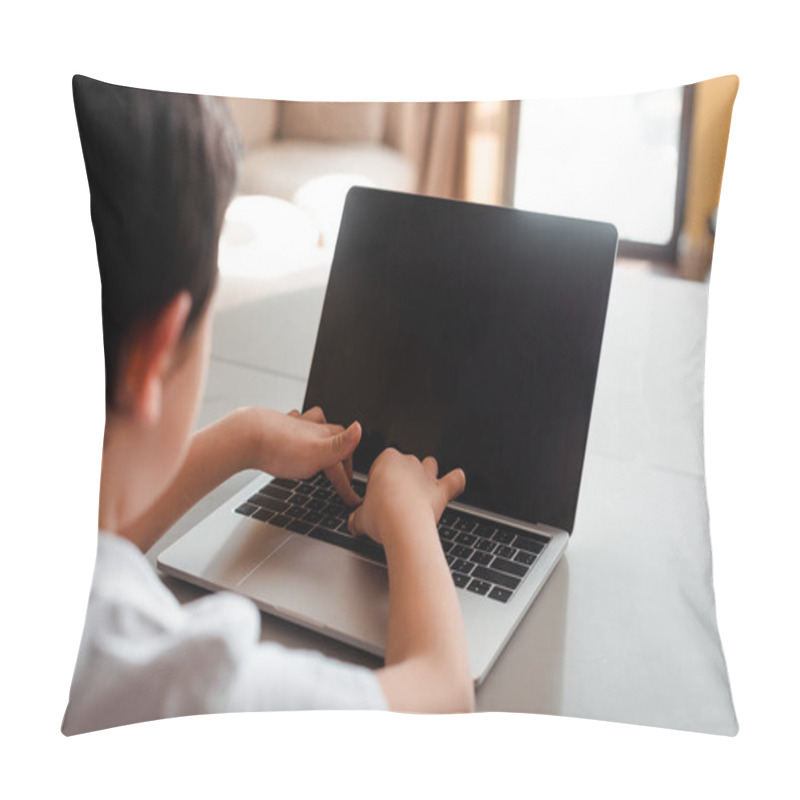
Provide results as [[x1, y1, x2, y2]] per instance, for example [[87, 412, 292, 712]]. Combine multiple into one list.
[[292, 173, 376, 248], [218, 195, 323, 280], [237, 140, 417, 248]]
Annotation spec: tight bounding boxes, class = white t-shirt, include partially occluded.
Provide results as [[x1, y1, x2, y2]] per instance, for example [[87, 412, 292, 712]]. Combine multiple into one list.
[[62, 532, 387, 734]]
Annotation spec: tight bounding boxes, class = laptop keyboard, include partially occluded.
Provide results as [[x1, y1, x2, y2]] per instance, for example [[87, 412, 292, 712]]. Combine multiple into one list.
[[234, 472, 549, 603]]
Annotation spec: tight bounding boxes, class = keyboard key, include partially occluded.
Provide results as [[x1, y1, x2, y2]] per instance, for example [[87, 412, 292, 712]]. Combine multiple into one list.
[[309, 527, 385, 564], [301, 510, 323, 524], [250, 495, 289, 514], [451, 544, 473, 560], [322, 516, 346, 531], [469, 550, 493, 566], [467, 579, 491, 596], [260, 484, 292, 500], [305, 498, 326, 512], [471, 565, 521, 591], [352, 538, 386, 565], [287, 519, 313, 534], [455, 532, 476, 546], [325, 501, 348, 518], [514, 550, 536, 566], [313, 487, 334, 500], [440, 540, 454, 555], [310, 527, 354, 549], [450, 559, 474, 576], [495, 544, 516, 559], [453, 573, 470, 588], [288, 493, 309, 507], [446, 554, 457, 567], [253, 508, 276, 523], [326, 508, 349, 523], [270, 514, 291, 529], [489, 586, 512, 603], [294, 483, 314, 495], [519, 529, 551, 546], [513, 535, 545, 554], [439, 526, 458, 541], [454, 517, 477, 533], [441, 509, 459, 526], [475, 539, 496, 553], [271, 478, 300, 490], [285, 505, 306, 519], [491, 557, 529, 578], [473, 523, 497, 539], [235, 502, 258, 516], [326, 495, 347, 511], [492, 528, 515, 544]]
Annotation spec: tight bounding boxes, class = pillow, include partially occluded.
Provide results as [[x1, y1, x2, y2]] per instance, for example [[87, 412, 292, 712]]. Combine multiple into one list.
[[67, 75, 738, 736]]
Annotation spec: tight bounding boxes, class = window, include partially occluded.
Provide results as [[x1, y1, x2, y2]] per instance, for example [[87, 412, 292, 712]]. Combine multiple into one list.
[[510, 86, 694, 263]]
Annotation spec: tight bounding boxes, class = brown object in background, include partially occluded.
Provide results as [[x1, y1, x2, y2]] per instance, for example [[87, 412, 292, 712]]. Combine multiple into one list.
[[223, 97, 279, 149], [385, 101, 515, 203], [678, 75, 739, 281], [279, 102, 388, 143]]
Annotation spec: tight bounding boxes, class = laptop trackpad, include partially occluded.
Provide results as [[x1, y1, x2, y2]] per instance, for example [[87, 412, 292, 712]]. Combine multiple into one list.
[[238, 535, 389, 652]]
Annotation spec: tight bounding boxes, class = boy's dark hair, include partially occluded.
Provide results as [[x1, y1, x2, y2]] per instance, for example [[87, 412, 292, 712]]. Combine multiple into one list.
[[72, 75, 242, 407]]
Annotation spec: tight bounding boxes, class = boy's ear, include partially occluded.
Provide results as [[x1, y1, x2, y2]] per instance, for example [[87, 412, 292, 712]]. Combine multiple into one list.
[[119, 292, 193, 426]]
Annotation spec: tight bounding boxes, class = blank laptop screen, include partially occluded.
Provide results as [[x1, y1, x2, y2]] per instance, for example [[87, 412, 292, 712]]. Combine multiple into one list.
[[303, 188, 617, 533]]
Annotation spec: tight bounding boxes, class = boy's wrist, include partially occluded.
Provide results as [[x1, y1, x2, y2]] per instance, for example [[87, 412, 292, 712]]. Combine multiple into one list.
[[216, 406, 262, 474], [379, 505, 440, 557]]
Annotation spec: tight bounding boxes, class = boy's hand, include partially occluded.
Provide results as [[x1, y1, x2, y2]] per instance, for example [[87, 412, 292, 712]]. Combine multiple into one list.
[[347, 448, 466, 544], [243, 406, 362, 506]]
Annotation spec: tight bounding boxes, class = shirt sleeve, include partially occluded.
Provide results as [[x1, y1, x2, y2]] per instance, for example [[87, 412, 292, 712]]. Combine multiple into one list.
[[192, 591, 388, 713], [64, 545, 387, 735], [224, 642, 389, 713], [162, 590, 388, 715]]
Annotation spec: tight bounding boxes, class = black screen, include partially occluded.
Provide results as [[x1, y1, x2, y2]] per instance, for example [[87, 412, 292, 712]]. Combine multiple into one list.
[[304, 188, 617, 533]]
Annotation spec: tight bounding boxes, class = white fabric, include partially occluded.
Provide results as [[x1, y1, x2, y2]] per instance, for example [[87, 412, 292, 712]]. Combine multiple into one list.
[[62, 532, 387, 734], [218, 194, 326, 282], [237, 139, 416, 201], [292, 173, 377, 247]]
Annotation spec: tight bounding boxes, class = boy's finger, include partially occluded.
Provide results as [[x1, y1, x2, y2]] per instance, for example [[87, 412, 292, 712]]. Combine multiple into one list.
[[302, 406, 326, 423], [439, 468, 467, 502], [345, 452, 354, 482], [327, 421, 362, 460], [325, 462, 362, 507], [422, 456, 438, 478], [288, 409, 301, 418], [348, 508, 362, 536]]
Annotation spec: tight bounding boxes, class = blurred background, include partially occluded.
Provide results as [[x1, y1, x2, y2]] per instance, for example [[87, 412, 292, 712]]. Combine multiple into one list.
[[217, 77, 737, 306]]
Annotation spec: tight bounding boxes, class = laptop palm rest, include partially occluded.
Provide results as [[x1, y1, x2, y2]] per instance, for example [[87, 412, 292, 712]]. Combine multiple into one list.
[[238, 536, 389, 654]]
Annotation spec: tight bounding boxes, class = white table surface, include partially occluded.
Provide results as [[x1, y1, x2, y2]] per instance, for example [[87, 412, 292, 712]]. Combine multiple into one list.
[[147, 265, 737, 734]]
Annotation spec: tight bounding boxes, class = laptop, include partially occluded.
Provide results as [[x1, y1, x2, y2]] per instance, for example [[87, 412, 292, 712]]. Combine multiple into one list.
[[157, 187, 618, 684]]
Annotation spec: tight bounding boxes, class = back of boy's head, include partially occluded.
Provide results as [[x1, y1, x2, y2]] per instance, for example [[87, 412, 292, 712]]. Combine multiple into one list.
[[72, 75, 242, 407]]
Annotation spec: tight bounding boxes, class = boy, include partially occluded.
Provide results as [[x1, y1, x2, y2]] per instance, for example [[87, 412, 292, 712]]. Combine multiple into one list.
[[62, 76, 474, 734]]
